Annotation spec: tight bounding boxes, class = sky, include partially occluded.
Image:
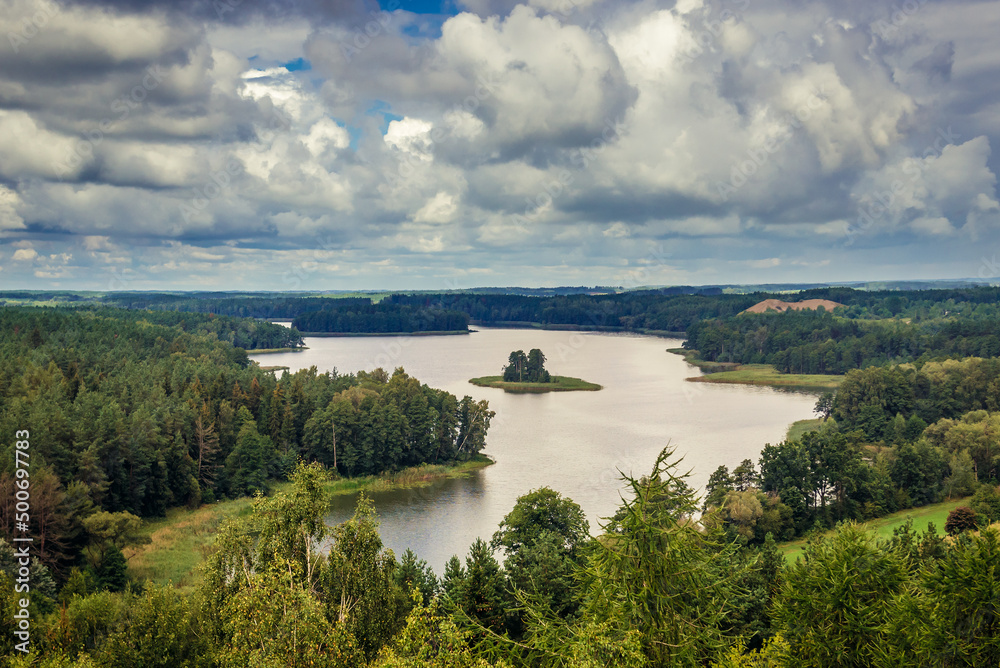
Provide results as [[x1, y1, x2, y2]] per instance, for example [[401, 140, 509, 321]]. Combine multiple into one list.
[[0, 0, 999, 290]]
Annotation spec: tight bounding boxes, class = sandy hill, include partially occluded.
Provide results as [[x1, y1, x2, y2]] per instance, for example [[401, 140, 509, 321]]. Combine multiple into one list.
[[742, 298, 844, 314]]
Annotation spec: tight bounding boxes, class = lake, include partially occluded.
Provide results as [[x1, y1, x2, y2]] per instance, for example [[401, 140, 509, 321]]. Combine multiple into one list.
[[250, 327, 817, 573]]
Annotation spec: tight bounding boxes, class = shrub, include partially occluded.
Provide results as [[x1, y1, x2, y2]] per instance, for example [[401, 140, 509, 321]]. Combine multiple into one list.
[[945, 506, 979, 535]]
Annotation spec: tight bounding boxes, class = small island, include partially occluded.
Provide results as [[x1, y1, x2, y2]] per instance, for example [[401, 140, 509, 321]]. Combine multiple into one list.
[[469, 348, 602, 393]]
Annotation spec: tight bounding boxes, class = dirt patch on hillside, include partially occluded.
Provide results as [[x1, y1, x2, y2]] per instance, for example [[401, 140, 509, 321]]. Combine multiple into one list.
[[742, 298, 844, 314]]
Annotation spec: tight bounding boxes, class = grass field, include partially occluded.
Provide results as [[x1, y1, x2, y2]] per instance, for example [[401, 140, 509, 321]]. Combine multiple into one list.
[[778, 496, 970, 562], [786, 418, 828, 441], [469, 375, 602, 393], [124, 496, 256, 590], [322, 456, 493, 497], [667, 349, 844, 391], [125, 456, 493, 589], [687, 364, 843, 391]]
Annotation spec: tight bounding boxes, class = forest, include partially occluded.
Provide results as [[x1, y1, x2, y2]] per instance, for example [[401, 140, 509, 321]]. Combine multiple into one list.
[[685, 303, 1000, 374], [2, 289, 1000, 666], [695, 349, 1000, 548], [292, 302, 470, 334], [0, 306, 493, 591], [102, 294, 372, 320], [10, 285, 1000, 340], [2, 452, 996, 667]]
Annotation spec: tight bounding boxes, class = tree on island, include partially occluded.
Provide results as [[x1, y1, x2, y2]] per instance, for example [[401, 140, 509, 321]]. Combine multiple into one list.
[[503, 348, 551, 383]]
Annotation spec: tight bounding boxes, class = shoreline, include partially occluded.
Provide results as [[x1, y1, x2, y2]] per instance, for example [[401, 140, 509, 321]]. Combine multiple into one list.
[[667, 348, 843, 391], [473, 320, 686, 338], [322, 455, 494, 497], [469, 375, 602, 393], [295, 329, 472, 337], [124, 455, 494, 589]]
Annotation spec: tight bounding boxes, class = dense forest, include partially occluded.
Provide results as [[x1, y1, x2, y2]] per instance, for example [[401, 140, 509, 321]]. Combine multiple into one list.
[[11, 285, 1000, 339], [686, 302, 1000, 374], [388, 291, 758, 332], [2, 453, 997, 666], [292, 302, 470, 334], [102, 293, 372, 320], [0, 307, 492, 582], [3, 287, 1000, 666], [701, 356, 1000, 546], [88, 307, 306, 350]]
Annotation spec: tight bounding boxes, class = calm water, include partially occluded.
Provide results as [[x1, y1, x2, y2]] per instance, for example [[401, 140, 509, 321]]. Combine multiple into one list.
[[250, 327, 816, 573]]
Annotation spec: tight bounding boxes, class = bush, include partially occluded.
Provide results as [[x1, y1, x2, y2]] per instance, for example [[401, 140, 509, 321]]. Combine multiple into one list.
[[945, 506, 980, 535]]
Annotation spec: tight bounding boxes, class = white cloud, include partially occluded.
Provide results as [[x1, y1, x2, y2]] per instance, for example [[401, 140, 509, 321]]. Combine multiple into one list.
[[910, 216, 954, 236], [13, 248, 38, 261], [603, 222, 630, 238], [384, 118, 435, 161], [0, 186, 25, 233], [412, 192, 459, 224], [303, 118, 350, 158], [851, 136, 999, 237], [0, 110, 82, 180]]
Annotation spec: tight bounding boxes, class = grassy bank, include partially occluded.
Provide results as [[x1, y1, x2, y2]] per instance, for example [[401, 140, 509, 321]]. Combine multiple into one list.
[[668, 349, 842, 391], [686, 364, 843, 391], [322, 455, 494, 496], [786, 418, 828, 441], [778, 496, 970, 562], [124, 497, 256, 591], [667, 347, 742, 373], [469, 375, 602, 393], [125, 456, 493, 589], [248, 346, 307, 354]]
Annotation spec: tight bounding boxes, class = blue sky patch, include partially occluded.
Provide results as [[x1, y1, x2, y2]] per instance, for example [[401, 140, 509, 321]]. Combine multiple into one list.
[[282, 58, 312, 72]]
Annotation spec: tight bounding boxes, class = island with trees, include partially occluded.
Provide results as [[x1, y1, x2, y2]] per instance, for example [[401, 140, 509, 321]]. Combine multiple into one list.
[[469, 348, 602, 393]]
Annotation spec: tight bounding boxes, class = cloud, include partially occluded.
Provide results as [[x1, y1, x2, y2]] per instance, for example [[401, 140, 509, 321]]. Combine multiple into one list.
[[0, 0, 998, 288], [850, 135, 999, 240], [603, 222, 629, 238], [412, 192, 459, 224], [0, 187, 26, 233]]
